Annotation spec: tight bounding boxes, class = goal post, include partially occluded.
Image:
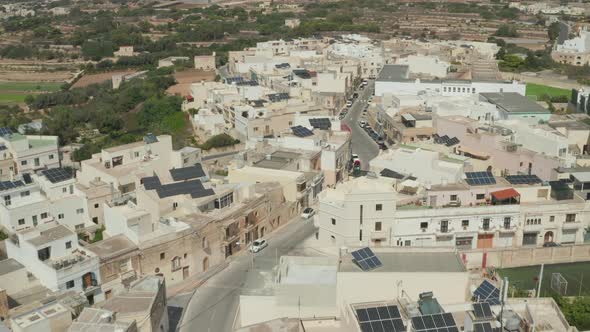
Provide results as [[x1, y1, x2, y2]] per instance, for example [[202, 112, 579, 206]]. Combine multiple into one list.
[[551, 273, 568, 296]]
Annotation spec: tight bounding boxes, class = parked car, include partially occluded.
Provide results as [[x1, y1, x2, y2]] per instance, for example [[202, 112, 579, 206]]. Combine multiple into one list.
[[249, 239, 268, 253], [301, 207, 315, 219], [353, 92, 359, 99], [346, 101, 353, 107], [543, 241, 561, 247], [359, 120, 367, 128]]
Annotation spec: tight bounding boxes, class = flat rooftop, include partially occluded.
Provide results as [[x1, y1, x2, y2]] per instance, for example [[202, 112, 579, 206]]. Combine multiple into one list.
[[25, 225, 73, 246], [480, 92, 550, 114], [377, 64, 410, 82], [85, 234, 138, 260], [339, 251, 466, 273], [0, 258, 24, 276]]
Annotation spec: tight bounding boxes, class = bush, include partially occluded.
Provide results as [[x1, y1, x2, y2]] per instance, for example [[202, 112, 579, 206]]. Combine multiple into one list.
[[200, 133, 240, 150]]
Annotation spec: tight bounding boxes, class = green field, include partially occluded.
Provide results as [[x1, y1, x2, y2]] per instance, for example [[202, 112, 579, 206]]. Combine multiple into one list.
[[0, 81, 63, 104], [498, 262, 590, 297], [526, 83, 572, 100]]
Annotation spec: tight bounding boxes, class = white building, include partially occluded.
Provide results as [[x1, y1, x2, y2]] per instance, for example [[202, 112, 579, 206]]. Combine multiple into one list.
[[374, 65, 525, 97], [397, 55, 450, 78], [193, 108, 226, 136], [5, 223, 103, 304], [0, 130, 59, 175]]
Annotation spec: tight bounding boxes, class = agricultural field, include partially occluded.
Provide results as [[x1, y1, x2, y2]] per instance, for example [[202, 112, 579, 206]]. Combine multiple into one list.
[[0, 81, 63, 104], [498, 261, 590, 297], [71, 70, 136, 89], [525, 83, 572, 100]]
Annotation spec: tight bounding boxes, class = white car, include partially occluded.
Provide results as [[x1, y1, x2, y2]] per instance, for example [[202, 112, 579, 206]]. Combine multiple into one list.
[[346, 100, 353, 107], [301, 207, 315, 219], [249, 239, 268, 253], [359, 120, 367, 128]]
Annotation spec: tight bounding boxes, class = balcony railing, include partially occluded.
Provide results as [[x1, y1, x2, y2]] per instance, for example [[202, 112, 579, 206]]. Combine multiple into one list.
[[562, 221, 581, 229]]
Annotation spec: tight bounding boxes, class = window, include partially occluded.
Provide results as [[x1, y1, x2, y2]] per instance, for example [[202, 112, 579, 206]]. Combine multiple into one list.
[[58, 213, 64, 219], [214, 193, 234, 209], [48, 154, 54, 160], [66, 280, 75, 289], [65, 241, 72, 249], [450, 195, 458, 201], [359, 229, 363, 241], [331, 218, 336, 225], [566, 214, 576, 223], [76, 208, 84, 214], [119, 259, 130, 272], [38, 247, 51, 261], [441, 220, 449, 233], [462, 220, 469, 228], [20, 191, 30, 197], [420, 222, 428, 230], [92, 217, 98, 224], [18, 218, 25, 225], [171, 256, 181, 271], [330, 235, 335, 243], [21, 160, 27, 166], [375, 222, 382, 231], [173, 202, 178, 210], [94, 203, 99, 208], [376, 204, 382, 211], [160, 252, 165, 260], [550, 216, 555, 222], [32, 215, 37, 226], [4, 195, 10, 206], [62, 187, 67, 193], [482, 218, 490, 230], [41, 212, 48, 219], [503, 217, 511, 229], [476, 194, 485, 200], [202, 237, 209, 249], [134, 151, 139, 158], [34, 158, 40, 167]]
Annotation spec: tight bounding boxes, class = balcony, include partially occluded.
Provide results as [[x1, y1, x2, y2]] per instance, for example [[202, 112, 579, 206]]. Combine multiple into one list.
[[524, 222, 545, 232], [499, 225, 517, 233], [371, 231, 388, 240], [435, 226, 454, 235]]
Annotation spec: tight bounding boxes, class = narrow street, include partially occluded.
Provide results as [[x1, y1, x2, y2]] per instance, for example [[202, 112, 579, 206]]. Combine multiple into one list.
[[176, 217, 317, 332]]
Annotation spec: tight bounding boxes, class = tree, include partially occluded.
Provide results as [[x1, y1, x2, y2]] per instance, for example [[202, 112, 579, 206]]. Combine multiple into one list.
[[494, 24, 519, 37], [548, 22, 561, 41]]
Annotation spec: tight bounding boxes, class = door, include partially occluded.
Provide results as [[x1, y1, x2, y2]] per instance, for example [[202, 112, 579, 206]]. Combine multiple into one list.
[[202, 257, 209, 272], [544, 231, 554, 243], [477, 234, 494, 249], [496, 233, 514, 248], [561, 229, 577, 244], [183, 266, 189, 280], [522, 232, 537, 246]]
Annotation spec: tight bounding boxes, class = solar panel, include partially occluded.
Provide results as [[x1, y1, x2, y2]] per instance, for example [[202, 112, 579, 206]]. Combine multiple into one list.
[[309, 118, 332, 130], [0, 179, 25, 191], [0, 128, 12, 136], [143, 133, 158, 144], [170, 164, 206, 181], [268, 93, 290, 102], [473, 280, 501, 305], [473, 302, 494, 320], [351, 247, 382, 271], [505, 174, 542, 185], [465, 171, 496, 186], [445, 137, 460, 147], [41, 168, 74, 184], [356, 305, 405, 332], [412, 313, 458, 332], [291, 125, 313, 137], [474, 322, 493, 332], [142, 176, 161, 190], [437, 135, 450, 144]]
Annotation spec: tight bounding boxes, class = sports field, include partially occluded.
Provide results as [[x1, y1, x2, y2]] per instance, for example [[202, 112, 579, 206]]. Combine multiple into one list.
[[525, 83, 572, 100], [498, 261, 590, 297], [0, 81, 63, 104]]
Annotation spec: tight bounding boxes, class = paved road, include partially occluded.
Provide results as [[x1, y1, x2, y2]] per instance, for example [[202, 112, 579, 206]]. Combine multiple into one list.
[[176, 217, 316, 332], [342, 81, 380, 170]]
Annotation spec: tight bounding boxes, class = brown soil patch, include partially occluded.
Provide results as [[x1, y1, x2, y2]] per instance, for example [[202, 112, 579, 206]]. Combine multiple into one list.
[[0, 71, 73, 82], [166, 69, 216, 96], [72, 70, 137, 88]]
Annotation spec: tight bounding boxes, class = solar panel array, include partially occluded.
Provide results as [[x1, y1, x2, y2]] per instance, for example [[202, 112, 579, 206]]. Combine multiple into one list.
[[156, 179, 215, 199], [170, 164, 206, 182], [505, 174, 542, 185], [411, 313, 459, 332], [473, 280, 501, 305], [465, 171, 496, 186], [472, 303, 494, 320], [433, 134, 460, 147], [474, 322, 493, 332], [41, 168, 74, 184], [351, 247, 382, 271], [309, 118, 331, 130], [142, 176, 161, 190], [356, 305, 405, 332], [0, 180, 25, 191], [268, 93, 290, 102], [226, 77, 258, 86], [291, 125, 314, 137], [0, 128, 12, 136]]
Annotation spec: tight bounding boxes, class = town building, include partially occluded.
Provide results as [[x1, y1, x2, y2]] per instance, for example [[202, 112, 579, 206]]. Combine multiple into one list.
[[194, 53, 216, 71], [0, 129, 59, 176], [552, 27, 590, 66]]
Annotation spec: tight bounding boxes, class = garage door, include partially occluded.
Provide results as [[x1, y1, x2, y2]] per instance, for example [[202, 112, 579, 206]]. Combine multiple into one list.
[[477, 234, 494, 249], [496, 233, 514, 248], [522, 232, 537, 246], [561, 229, 577, 244]]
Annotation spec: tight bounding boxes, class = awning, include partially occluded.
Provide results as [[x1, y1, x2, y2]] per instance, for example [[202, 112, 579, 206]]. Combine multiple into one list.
[[457, 146, 490, 160], [491, 188, 520, 201]]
